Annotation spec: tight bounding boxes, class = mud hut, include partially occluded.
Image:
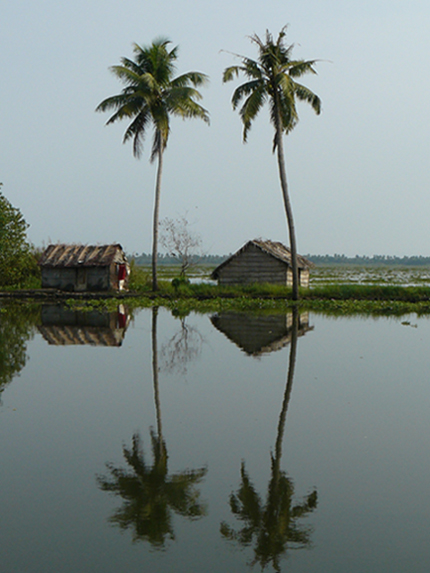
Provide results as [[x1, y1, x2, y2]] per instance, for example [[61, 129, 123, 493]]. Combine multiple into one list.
[[211, 239, 313, 287], [39, 244, 129, 292]]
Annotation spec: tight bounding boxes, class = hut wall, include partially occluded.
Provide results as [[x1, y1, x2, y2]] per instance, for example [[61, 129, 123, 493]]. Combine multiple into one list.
[[41, 266, 112, 291], [41, 267, 77, 291], [217, 244, 288, 285], [299, 269, 310, 288], [86, 267, 111, 291]]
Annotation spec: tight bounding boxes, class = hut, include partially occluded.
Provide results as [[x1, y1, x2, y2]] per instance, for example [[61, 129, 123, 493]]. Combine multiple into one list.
[[211, 239, 313, 287], [39, 244, 130, 292]]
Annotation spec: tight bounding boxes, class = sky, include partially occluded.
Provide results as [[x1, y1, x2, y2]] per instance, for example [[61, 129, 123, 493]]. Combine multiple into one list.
[[1, 0, 430, 257]]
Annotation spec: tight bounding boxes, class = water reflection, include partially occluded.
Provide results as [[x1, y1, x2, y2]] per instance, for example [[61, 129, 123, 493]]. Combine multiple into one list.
[[97, 307, 207, 547], [160, 309, 204, 374], [211, 311, 313, 356], [220, 309, 318, 571], [37, 304, 130, 346], [0, 302, 38, 395]]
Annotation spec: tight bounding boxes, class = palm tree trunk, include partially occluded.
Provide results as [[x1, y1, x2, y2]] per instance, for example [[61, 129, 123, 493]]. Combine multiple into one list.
[[275, 114, 299, 301], [152, 147, 164, 291]]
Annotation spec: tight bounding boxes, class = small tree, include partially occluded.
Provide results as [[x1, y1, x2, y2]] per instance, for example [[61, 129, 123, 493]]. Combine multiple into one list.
[[159, 215, 202, 277], [0, 185, 37, 287]]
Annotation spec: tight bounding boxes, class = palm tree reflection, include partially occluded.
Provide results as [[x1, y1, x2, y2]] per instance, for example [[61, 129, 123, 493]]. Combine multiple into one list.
[[220, 308, 317, 571], [97, 430, 207, 546], [97, 307, 207, 547]]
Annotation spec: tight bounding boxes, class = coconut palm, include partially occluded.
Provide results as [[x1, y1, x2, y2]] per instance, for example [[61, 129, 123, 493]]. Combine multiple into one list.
[[223, 27, 321, 300], [220, 309, 318, 570], [96, 38, 209, 290]]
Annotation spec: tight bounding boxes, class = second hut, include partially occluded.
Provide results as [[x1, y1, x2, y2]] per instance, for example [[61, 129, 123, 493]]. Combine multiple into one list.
[[211, 239, 313, 287]]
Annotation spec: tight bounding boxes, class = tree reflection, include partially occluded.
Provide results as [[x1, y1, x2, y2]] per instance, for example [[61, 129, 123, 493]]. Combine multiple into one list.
[[0, 302, 38, 396], [220, 308, 318, 571], [160, 309, 204, 375], [97, 307, 207, 547], [97, 430, 207, 546]]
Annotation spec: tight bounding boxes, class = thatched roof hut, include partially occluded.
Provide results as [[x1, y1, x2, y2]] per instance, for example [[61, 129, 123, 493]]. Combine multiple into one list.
[[39, 244, 129, 292], [211, 239, 313, 287]]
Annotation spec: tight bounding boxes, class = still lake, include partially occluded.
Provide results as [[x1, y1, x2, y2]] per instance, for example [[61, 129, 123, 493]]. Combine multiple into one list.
[[1, 304, 430, 572]]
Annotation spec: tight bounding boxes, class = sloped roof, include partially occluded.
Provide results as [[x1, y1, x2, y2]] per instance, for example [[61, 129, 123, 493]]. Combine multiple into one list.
[[39, 244, 126, 267], [211, 239, 313, 278]]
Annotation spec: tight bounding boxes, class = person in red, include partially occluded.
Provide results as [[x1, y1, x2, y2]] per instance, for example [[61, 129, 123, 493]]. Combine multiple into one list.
[[118, 264, 127, 290]]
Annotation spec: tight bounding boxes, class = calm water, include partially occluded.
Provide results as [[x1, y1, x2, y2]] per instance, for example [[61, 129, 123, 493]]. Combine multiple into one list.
[[1, 304, 430, 572]]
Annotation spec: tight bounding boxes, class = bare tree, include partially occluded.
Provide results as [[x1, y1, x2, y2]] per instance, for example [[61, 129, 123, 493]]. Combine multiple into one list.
[[159, 215, 202, 277]]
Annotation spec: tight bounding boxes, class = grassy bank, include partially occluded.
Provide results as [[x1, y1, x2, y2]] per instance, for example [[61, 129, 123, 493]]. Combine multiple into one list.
[[62, 273, 430, 316]]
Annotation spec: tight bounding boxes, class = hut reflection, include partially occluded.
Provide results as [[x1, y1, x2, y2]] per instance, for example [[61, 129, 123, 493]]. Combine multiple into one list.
[[37, 304, 130, 346], [210, 311, 313, 356], [97, 307, 207, 547], [220, 309, 317, 570]]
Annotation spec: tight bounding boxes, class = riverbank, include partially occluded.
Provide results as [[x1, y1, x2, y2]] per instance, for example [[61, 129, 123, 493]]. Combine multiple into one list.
[[3, 282, 430, 316]]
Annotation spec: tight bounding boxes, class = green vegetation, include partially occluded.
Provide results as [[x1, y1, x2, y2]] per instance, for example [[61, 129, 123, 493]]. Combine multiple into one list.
[[223, 26, 321, 301], [96, 38, 209, 291], [64, 263, 430, 317], [0, 185, 40, 288]]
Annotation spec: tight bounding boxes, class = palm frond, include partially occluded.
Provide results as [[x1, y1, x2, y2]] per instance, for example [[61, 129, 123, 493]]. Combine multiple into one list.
[[122, 109, 151, 158], [287, 59, 318, 78], [223, 65, 242, 83], [239, 86, 267, 142], [171, 71, 209, 88], [231, 79, 265, 110], [293, 83, 321, 114]]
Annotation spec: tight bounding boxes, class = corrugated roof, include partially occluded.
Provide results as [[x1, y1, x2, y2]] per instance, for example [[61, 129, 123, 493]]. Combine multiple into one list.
[[211, 239, 313, 278], [39, 244, 126, 267]]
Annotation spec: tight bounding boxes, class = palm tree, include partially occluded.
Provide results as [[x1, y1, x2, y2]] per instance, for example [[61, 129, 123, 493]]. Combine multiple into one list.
[[223, 27, 321, 300], [96, 38, 209, 290]]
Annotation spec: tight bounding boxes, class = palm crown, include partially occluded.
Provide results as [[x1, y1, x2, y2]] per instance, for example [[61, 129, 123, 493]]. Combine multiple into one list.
[[223, 26, 321, 148], [97, 38, 209, 160]]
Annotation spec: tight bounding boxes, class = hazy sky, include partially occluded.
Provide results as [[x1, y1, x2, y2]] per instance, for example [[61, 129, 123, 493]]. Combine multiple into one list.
[[1, 0, 429, 256]]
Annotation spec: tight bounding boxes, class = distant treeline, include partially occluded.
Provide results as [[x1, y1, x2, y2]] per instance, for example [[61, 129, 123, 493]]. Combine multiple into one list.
[[132, 253, 228, 266], [131, 252, 430, 267], [305, 254, 430, 266]]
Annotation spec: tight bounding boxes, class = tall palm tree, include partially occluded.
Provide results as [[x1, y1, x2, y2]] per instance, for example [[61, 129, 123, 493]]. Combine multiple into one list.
[[223, 27, 321, 300], [96, 38, 209, 290]]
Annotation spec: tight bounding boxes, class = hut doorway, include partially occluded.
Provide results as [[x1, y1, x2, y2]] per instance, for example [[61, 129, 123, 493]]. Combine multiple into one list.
[[76, 267, 87, 291]]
